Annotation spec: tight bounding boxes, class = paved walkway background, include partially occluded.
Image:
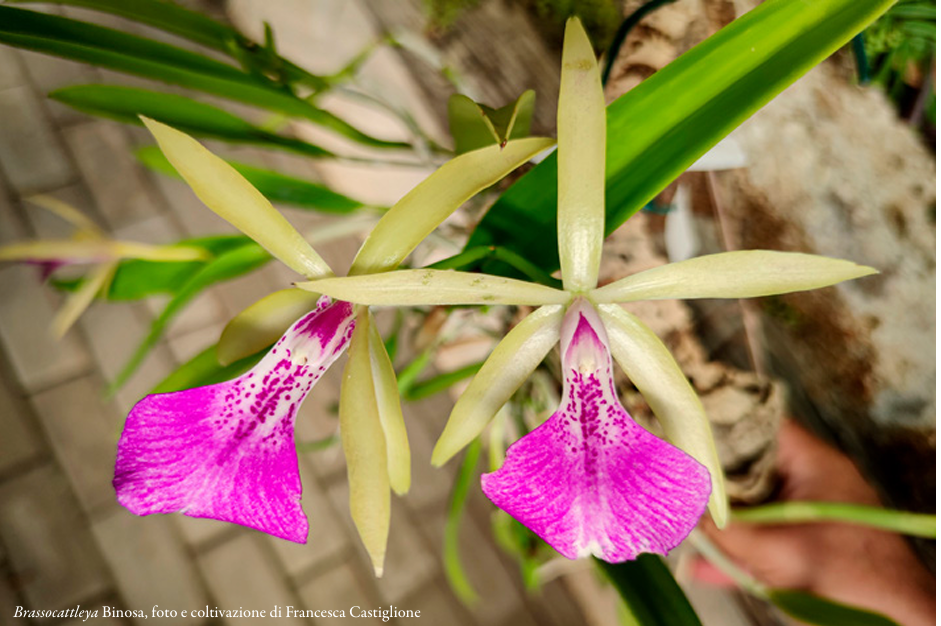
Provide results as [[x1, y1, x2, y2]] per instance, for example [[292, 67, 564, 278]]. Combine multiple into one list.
[[0, 2, 587, 624]]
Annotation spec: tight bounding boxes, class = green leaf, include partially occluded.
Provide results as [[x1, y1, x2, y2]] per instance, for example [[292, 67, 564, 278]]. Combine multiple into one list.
[[11, 0, 330, 90], [732, 502, 936, 538], [767, 589, 900, 626], [464, 0, 895, 276], [598, 556, 702, 626], [0, 7, 404, 149], [447, 90, 535, 154], [104, 235, 250, 300], [52, 86, 331, 158], [12, 0, 241, 53], [50, 235, 250, 299], [136, 145, 363, 212], [443, 438, 482, 606], [402, 361, 483, 401], [151, 343, 265, 394], [109, 242, 272, 396], [887, 4, 935, 20], [900, 20, 935, 41]]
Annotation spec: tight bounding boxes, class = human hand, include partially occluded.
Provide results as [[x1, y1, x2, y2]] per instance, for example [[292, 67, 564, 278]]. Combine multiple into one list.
[[694, 420, 935, 626]]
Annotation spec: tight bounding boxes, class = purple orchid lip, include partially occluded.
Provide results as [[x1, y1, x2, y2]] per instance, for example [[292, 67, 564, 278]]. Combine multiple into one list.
[[113, 297, 355, 543], [481, 299, 711, 562]]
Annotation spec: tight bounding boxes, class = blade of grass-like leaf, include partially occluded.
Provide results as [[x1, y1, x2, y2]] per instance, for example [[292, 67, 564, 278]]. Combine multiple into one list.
[[340, 316, 391, 577], [767, 590, 900, 626], [0, 5, 252, 80], [427, 246, 561, 288], [137, 145, 363, 212], [432, 305, 563, 466], [402, 361, 483, 401], [151, 343, 265, 394], [217, 288, 322, 366], [396, 346, 434, 396], [298, 269, 570, 306], [367, 313, 411, 495], [104, 235, 251, 300], [12, 0, 239, 52], [0, 7, 400, 148], [444, 438, 482, 606], [733, 502, 936, 538], [557, 18, 605, 292], [53, 86, 332, 158], [143, 117, 332, 279], [465, 0, 895, 277], [597, 556, 702, 626], [109, 243, 271, 396], [47, 235, 249, 298], [349, 137, 554, 275], [599, 304, 727, 526], [11, 0, 330, 89], [591, 251, 878, 303]]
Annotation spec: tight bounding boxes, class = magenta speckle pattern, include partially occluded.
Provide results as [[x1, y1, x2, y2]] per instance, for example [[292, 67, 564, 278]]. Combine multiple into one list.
[[481, 300, 711, 562], [114, 297, 355, 543]]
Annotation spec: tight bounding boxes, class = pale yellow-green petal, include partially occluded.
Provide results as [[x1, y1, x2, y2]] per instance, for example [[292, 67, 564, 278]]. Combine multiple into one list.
[[432, 305, 563, 466], [27, 195, 103, 237], [591, 250, 878, 303], [340, 316, 390, 577], [298, 269, 570, 307], [141, 117, 332, 279], [217, 288, 322, 366], [0, 240, 207, 263], [598, 303, 728, 527], [367, 313, 411, 495], [114, 242, 209, 261], [51, 261, 116, 338], [557, 17, 605, 293], [349, 136, 555, 275]]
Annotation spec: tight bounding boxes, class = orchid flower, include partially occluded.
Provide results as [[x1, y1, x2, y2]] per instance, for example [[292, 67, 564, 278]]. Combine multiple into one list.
[[113, 117, 552, 575], [0, 195, 207, 337], [299, 18, 877, 562]]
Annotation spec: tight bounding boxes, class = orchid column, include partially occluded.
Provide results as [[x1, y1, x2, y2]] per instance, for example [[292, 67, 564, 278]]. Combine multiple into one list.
[[302, 18, 877, 562]]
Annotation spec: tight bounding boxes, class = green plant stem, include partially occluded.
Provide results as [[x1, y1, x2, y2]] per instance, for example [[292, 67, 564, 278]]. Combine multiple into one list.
[[732, 502, 936, 538], [601, 0, 679, 86], [687, 529, 766, 595], [443, 439, 482, 605]]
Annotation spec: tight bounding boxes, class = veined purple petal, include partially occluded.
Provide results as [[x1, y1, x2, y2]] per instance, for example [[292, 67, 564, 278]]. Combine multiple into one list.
[[481, 299, 710, 562], [114, 297, 355, 543]]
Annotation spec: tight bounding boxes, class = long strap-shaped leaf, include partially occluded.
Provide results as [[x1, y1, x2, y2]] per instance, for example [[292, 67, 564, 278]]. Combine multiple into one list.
[[53, 86, 333, 158], [12, 0, 238, 52], [464, 0, 895, 276], [0, 7, 401, 149], [598, 556, 703, 626], [11, 0, 329, 89]]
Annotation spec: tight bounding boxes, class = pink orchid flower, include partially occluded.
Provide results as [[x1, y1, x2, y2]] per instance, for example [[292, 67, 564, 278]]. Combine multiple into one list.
[[301, 18, 876, 562], [112, 117, 552, 574]]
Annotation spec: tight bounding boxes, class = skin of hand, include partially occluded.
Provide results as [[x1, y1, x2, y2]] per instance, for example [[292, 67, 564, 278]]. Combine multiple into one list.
[[694, 420, 935, 626]]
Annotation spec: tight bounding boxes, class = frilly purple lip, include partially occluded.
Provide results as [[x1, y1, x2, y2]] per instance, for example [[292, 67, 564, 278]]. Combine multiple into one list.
[[114, 297, 355, 543], [481, 299, 711, 561]]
